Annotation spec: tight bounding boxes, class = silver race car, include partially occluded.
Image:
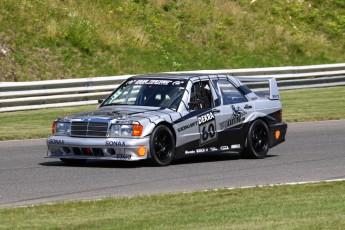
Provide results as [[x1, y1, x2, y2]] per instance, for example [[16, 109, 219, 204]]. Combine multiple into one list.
[[47, 74, 287, 166]]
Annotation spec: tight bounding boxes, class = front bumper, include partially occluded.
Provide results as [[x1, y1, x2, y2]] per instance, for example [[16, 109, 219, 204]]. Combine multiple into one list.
[[46, 135, 150, 161]]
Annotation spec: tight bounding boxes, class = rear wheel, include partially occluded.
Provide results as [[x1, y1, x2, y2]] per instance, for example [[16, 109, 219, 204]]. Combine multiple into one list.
[[150, 125, 175, 166], [242, 120, 269, 159], [60, 158, 87, 165]]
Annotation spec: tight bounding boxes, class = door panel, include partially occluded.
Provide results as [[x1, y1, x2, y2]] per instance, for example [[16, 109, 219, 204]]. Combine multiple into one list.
[[174, 80, 223, 154], [214, 79, 255, 150]]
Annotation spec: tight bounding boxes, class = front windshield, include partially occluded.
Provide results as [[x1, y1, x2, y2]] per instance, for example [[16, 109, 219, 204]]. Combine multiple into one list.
[[102, 79, 186, 110]]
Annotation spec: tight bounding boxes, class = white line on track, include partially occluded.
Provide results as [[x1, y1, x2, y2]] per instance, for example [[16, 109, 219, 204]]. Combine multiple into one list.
[[214, 178, 345, 191], [0, 138, 45, 143], [8, 179, 345, 209]]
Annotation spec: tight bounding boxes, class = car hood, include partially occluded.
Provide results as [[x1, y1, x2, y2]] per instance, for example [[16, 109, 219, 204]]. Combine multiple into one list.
[[62, 105, 171, 121]]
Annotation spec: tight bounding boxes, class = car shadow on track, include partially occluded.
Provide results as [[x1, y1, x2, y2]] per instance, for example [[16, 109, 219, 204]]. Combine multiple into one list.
[[39, 160, 145, 168], [39, 152, 266, 168], [173, 153, 241, 165], [40, 153, 278, 168], [173, 153, 277, 165]]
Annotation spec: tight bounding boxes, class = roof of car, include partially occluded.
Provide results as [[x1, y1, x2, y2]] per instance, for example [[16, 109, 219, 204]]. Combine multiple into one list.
[[130, 73, 230, 81]]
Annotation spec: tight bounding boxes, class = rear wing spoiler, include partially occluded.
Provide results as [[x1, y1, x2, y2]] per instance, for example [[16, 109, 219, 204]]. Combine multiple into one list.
[[237, 77, 281, 100]]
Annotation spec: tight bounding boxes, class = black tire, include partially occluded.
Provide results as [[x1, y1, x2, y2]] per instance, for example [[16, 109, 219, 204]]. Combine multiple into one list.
[[60, 158, 87, 165], [150, 125, 175, 166], [242, 119, 269, 159]]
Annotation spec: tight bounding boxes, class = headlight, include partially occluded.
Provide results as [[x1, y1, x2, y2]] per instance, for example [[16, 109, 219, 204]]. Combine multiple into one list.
[[109, 124, 143, 137], [54, 122, 71, 135]]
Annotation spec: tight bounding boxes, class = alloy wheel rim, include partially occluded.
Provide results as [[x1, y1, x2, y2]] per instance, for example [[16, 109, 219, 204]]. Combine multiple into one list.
[[252, 124, 268, 153], [154, 130, 172, 161]]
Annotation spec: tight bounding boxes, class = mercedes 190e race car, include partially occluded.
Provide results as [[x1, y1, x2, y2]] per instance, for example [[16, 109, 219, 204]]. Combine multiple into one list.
[[47, 74, 287, 166]]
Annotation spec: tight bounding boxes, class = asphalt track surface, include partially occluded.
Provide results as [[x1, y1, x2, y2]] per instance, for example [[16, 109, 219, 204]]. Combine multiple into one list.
[[1, 120, 344, 207]]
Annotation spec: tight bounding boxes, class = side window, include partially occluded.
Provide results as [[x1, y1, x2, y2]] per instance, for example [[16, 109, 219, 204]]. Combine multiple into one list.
[[217, 79, 248, 105], [189, 81, 213, 110]]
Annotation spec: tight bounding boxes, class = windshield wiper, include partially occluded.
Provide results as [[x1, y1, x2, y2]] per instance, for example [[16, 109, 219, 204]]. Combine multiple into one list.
[[102, 103, 129, 106]]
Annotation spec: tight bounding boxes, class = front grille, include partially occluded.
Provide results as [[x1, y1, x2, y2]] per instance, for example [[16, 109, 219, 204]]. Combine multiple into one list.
[[71, 121, 109, 137]]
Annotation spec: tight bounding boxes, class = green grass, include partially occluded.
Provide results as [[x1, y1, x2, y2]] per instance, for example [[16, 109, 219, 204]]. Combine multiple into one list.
[[1, 86, 345, 141], [0, 0, 344, 82], [0, 105, 96, 141], [280, 86, 345, 122], [1, 181, 345, 229]]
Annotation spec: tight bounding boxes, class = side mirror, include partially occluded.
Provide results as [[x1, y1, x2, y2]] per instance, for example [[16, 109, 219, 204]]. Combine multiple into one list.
[[98, 99, 104, 104]]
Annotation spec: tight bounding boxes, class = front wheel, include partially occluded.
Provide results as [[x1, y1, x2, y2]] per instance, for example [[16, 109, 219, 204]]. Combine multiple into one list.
[[150, 125, 175, 166], [242, 120, 269, 159]]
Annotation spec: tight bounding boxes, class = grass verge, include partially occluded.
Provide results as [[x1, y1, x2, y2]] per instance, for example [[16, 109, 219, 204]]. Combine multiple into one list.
[[1, 0, 345, 82], [0, 105, 96, 141], [280, 86, 345, 122], [1, 86, 345, 141], [1, 181, 345, 229]]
